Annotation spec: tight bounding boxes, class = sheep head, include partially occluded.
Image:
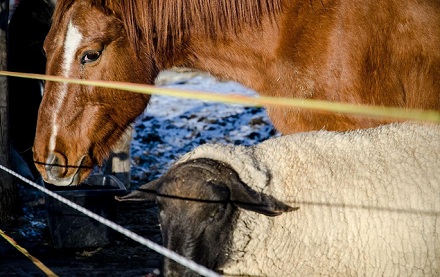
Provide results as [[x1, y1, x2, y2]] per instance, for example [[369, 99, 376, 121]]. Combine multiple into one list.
[[117, 158, 297, 276]]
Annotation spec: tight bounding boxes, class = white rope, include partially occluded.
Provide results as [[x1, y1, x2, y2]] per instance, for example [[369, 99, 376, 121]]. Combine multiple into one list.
[[0, 164, 222, 277]]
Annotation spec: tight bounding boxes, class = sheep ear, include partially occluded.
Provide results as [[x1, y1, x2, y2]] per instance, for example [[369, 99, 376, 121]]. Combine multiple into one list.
[[227, 182, 298, 217], [115, 178, 160, 202]]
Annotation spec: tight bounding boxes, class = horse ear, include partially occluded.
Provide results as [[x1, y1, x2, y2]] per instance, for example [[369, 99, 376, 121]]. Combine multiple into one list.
[[115, 178, 160, 202]]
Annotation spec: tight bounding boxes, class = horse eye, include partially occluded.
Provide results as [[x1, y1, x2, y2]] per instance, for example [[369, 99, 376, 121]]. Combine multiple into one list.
[[81, 50, 102, 64]]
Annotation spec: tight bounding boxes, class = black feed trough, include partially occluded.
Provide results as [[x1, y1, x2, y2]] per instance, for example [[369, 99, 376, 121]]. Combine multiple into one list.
[[43, 174, 127, 249]]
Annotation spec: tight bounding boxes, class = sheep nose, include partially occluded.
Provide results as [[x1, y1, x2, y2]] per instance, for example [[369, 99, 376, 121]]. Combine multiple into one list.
[[45, 152, 68, 180]]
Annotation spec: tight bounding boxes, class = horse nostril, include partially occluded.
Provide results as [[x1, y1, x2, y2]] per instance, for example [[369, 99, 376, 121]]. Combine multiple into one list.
[[45, 152, 68, 179]]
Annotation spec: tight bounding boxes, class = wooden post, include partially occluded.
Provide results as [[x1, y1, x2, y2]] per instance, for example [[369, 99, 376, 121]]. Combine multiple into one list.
[[0, 0, 19, 223], [104, 126, 133, 189]]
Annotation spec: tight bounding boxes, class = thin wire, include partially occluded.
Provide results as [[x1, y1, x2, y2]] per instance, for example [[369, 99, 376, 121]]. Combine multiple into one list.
[[0, 164, 222, 277]]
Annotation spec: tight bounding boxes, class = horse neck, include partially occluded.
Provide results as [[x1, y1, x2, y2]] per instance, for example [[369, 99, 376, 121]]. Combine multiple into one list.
[[162, 17, 281, 93]]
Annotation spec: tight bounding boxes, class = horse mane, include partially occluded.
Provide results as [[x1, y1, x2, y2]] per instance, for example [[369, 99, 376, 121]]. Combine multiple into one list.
[[92, 0, 283, 53]]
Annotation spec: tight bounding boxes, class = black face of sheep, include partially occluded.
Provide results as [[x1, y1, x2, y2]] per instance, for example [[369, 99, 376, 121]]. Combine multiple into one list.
[[117, 158, 296, 276]]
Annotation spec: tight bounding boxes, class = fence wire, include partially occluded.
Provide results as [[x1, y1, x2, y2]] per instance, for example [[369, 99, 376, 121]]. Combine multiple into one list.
[[1, 70, 440, 123]]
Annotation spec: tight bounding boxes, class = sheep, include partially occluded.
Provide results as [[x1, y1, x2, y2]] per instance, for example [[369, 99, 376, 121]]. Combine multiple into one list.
[[117, 122, 440, 277]]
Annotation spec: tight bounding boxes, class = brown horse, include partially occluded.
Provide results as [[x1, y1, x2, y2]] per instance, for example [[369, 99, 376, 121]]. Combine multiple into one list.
[[33, 0, 440, 186]]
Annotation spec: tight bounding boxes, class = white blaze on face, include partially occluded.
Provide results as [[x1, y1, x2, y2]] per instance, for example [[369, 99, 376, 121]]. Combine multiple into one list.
[[49, 21, 83, 152]]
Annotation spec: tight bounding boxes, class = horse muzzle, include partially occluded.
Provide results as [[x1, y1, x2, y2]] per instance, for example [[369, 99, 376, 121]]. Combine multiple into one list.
[[38, 152, 88, 186]]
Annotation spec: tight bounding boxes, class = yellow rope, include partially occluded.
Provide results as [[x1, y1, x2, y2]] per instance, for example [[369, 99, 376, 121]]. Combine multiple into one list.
[[0, 71, 439, 123], [0, 229, 59, 277]]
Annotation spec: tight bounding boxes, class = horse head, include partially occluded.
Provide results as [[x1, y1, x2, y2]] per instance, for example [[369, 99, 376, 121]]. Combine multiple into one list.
[[33, 0, 156, 185]]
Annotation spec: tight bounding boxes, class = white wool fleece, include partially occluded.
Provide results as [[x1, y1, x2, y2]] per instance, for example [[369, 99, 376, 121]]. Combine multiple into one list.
[[176, 122, 440, 276]]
